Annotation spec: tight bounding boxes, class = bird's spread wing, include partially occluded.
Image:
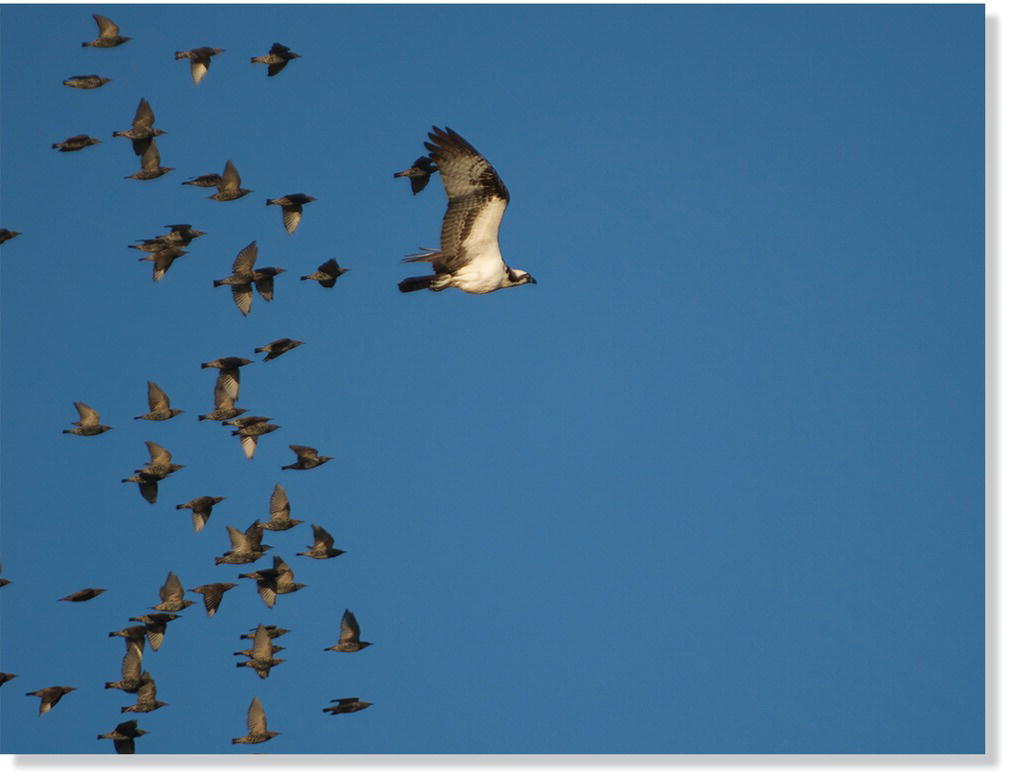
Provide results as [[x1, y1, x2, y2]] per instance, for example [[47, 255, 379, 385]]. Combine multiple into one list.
[[269, 484, 289, 521], [231, 285, 253, 316], [248, 697, 267, 734], [75, 402, 100, 425], [145, 441, 171, 468], [221, 160, 241, 190], [147, 381, 169, 413], [233, 241, 257, 274], [94, 14, 119, 38], [340, 609, 360, 642], [133, 98, 154, 130]]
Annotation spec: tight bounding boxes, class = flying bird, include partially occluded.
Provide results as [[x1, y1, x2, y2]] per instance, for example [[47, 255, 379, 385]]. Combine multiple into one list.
[[254, 483, 302, 532], [176, 495, 226, 532], [208, 160, 252, 201], [281, 444, 332, 471], [0, 229, 21, 244], [241, 625, 289, 640], [238, 555, 306, 608], [135, 381, 183, 420], [175, 47, 225, 85], [200, 355, 253, 405], [232, 696, 279, 744], [235, 625, 285, 679], [215, 523, 272, 566], [113, 98, 166, 156], [52, 134, 101, 152], [26, 686, 76, 716], [325, 609, 372, 652], [301, 258, 349, 288], [158, 224, 206, 245], [139, 245, 187, 282], [122, 441, 183, 503], [254, 338, 304, 362], [82, 14, 130, 48], [251, 42, 301, 76], [323, 698, 372, 716], [58, 588, 107, 602], [266, 193, 316, 234], [393, 156, 437, 195], [63, 74, 111, 89], [63, 401, 112, 436], [97, 720, 148, 754], [189, 582, 237, 616], [121, 672, 168, 714], [105, 641, 144, 693], [182, 173, 222, 188], [297, 524, 345, 560], [398, 127, 536, 294], [231, 419, 281, 460], [214, 241, 258, 316], [128, 613, 179, 652], [0, 673, 17, 687], [151, 571, 194, 612], [125, 140, 173, 180]]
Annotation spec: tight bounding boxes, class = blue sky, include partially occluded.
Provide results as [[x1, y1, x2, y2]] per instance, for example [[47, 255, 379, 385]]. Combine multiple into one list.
[[0, 3, 983, 755]]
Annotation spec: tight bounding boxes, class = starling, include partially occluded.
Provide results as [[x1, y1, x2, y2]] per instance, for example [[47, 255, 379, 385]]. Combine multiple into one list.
[[135, 381, 184, 420], [63, 401, 112, 436], [26, 686, 76, 716], [63, 74, 112, 89], [176, 495, 225, 532], [255, 483, 302, 532], [238, 555, 306, 608], [235, 626, 285, 679], [189, 582, 237, 616], [200, 355, 253, 406], [136, 440, 184, 479], [297, 524, 345, 560], [97, 720, 148, 754], [254, 338, 304, 362], [325, 609, 372, 652], [0, 229, 21, 245], [301, 258, 349, 288], [250, 42, 301, 77], [241, 625, 289, 640], [232, 421, 281, 460], [175, 47, 225, 85], [52, 134, 101, 152], [232, 696, 279, 744], [125, 139, 173, 180], [215, 524, 272, 566], [393, 156, 437, 195], [209, 160, 251, 201], [113, 98, 166, 156], [82, 14, 130, 48], [151, 571, 194, 612], [265, 193, 316, 235], [0, 673, 17, 687], [121, 672, 168, 713], [182, 173, 222, 188], [159, 224, 206, 245], [128, 613, 179, 652], [108, 625, 148, 660], [121, 472, 160, 504], [58, 587, 107, 602], [254, 266, 286, 302], [139, 245, 187, 282], [105, 641, 144, 693], [214, 241, 258, 316], [323, 698, 372, 716], [282, 444, 332, 470]]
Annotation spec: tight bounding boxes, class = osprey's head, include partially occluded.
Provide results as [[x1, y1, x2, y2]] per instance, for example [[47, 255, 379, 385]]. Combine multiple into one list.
[[506, 268, 537, 287]]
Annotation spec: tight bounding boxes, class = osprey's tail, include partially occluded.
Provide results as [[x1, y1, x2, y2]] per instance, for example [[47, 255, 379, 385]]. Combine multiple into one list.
[[398, 275, 436, 293], [402, 248, 442, 264]]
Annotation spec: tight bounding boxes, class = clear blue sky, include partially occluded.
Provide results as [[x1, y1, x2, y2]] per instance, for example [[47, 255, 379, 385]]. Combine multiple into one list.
[[0, 3, 983, 755]]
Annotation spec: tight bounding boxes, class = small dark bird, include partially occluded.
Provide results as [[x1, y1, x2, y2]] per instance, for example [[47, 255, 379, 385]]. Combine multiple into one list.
[[215, 523, 272, 566], [151, 571, 194, 612], [175, 47, 225, 85], [222, 415, 273, 429], [125, 139, 172, 180], [266, 194, 316, 235], [282, 444, 332, 471], [63, 74, 111, 89], [232, 421, 281, 460], [214, 241, 258, 316], [121, 672, 167, 713], [254, 338, 304, 362], [128, 613, 180, 652], [98, 720, 148, 754], [254, 266, 286, 302], [108, 626, 148, 664], [58, 588, 107, 602], [63, 401, 112, 436], [0, 673, 17, 687], [139, 245, 187, 282], [136, 440, 184, 479], [255, 483, 302, 532], [301, 258, 349, 288], [52, 134, 102, 152], [325, 609, 371, 652], [232, 696, 279, 744], [113, 98, 167, 156], [250, 42, 301, 76], [238, 555, 306, 608], [235, 625, 285, 679], [0, 229, 21, 245], [201, 356, 253, 405], [121, 472, 160, 504], [83, 14, 130, 48], [135, 381, 183, 420], [323, 697, 372, 716], [393, 156, 437, 195], [241, 625, 289, 640], [26, 686, 76, 716], [189, 582, 237, 616], [181, 173, 222, 188], [176, 496, 225, 532], [209, 160, 251, 201], [159, 224, 206, 245], [298, 524, 345, 560], [105, 641, 144, 693]]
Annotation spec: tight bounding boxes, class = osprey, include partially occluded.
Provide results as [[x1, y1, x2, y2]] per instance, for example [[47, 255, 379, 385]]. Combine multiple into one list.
[[398, 127, 536, 295]]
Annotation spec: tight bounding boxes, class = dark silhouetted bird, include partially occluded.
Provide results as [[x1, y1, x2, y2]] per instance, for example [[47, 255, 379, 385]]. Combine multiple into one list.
[[121, 672, 167, 713], [98, 719, 148, 754], [0, 673, 17, 687], [241, 625, 289, 640], [236, 625, 285, 679], [393, 156, 436, 195], [325, 609, 372, 652], [201, 356, 252, 405], [254, 338, 304, 362], [209, 160, 251, 201], [190, 582, 237, 617], [128, 613, 179, 652], [301, 258, 349, 288], [182, 173, 222, 188], [298, 524, 345, 560], [58, 587, 107, 602], [139, 245, 187, 282], [113, 98, 166, 156], [137, 440, 184, 479], [63, 74, 112, 89], [105, 641, 144, 693], [83, 14, 130, 48], [255, 483, 302, 532], [151, 571, 194, 612], [0, 229, 21, 244], [135, 381, 183, 420], [232, 696, 279, 744], [250, 42, 301, 76], [214, 241, 258, 316], [232, 420, 281, 460], [63, 401, 112, 436], [266, 194, 316, 235], [52, 134, 102, 152], [175, 47, 225, 85], [216, 524, 272, 566], [253, 266, 285, 303], [159, 224, 206, 245], [125, 139, 172, 180], [282, 445, 332, 470], [176, 496, 225, 532], [239, 555, 306, 608], [26, 686, 76, 716], [323, 698, 372, 716], [121, 472, 160, 504]]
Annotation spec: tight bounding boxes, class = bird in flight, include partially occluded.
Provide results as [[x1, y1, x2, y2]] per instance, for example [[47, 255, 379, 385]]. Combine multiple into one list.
[[393, 156, 436, 195], [251, 42, 301, 77], [175, 47, 225, 85], [82, 14, 130, 48], [398, 127, 536, 294]]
